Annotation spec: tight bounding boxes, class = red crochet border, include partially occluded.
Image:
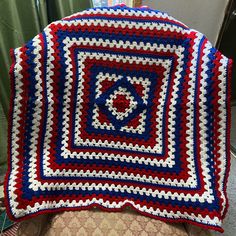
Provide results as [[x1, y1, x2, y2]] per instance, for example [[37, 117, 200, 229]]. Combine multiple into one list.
[[222, 58, 233, 219]]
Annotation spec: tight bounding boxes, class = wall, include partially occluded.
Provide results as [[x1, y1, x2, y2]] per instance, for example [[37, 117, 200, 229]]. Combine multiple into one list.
[[142, 0, 230, 46]]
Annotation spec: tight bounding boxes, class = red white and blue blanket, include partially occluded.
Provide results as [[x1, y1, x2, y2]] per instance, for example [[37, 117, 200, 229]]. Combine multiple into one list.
[[5, 5, 232, 232]]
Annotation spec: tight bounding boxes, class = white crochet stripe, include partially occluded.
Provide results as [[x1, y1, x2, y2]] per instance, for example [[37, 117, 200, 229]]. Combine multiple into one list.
[[42, 26, 55, 171], [215, 53, 229, 214], [26, 35, 44, 190], [73, 52, 171, 154], [28, 175, 213, 202], [62, 7, 188, 30], [8, 48, 24, 212], [60, 18, 185, 33], [198, 40, 215, 199], [42, 152, 197, 188], [184, 31, 204, 188]]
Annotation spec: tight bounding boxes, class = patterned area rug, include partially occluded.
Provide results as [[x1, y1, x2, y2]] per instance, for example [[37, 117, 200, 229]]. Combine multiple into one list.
[[4, 4, 232, 232]]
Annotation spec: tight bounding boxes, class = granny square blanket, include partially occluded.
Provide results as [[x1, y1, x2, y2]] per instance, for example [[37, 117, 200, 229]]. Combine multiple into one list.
[[5, 5, 232, 232]]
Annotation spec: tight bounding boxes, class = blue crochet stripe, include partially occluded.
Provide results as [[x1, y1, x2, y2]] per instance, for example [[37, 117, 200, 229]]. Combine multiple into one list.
[[204, 47, 220, 211], [52, 31, 189, 173], [56, 30, 185, 47], [54, 45, 175, 167], [91, 71, 149, 131], [21, 41, 38, 199], [83, 66, 158, 139], [53, 30, 187, 159], [192, 37, 205, 187]]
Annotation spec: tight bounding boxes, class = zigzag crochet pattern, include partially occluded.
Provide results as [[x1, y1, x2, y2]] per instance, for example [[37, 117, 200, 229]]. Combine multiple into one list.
[[5, 4, 232, 232]]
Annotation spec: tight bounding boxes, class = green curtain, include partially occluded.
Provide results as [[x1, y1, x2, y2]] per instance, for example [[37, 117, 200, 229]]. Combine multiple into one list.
[[0, 0, 93, 176]]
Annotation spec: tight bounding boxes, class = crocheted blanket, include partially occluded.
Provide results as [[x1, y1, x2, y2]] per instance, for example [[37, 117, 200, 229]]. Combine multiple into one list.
[[5, 5, 232, 232]]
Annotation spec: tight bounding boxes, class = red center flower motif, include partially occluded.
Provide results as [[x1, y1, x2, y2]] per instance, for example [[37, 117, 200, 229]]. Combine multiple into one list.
[[112, 94, 131, 113]]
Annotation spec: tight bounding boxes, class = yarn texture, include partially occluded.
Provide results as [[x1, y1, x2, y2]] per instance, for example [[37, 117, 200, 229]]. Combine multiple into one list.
[[4, 5, 232, 232]]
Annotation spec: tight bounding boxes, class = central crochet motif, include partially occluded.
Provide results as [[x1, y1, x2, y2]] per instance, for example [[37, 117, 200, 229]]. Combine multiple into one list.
[[95, 77, 146, 130]]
